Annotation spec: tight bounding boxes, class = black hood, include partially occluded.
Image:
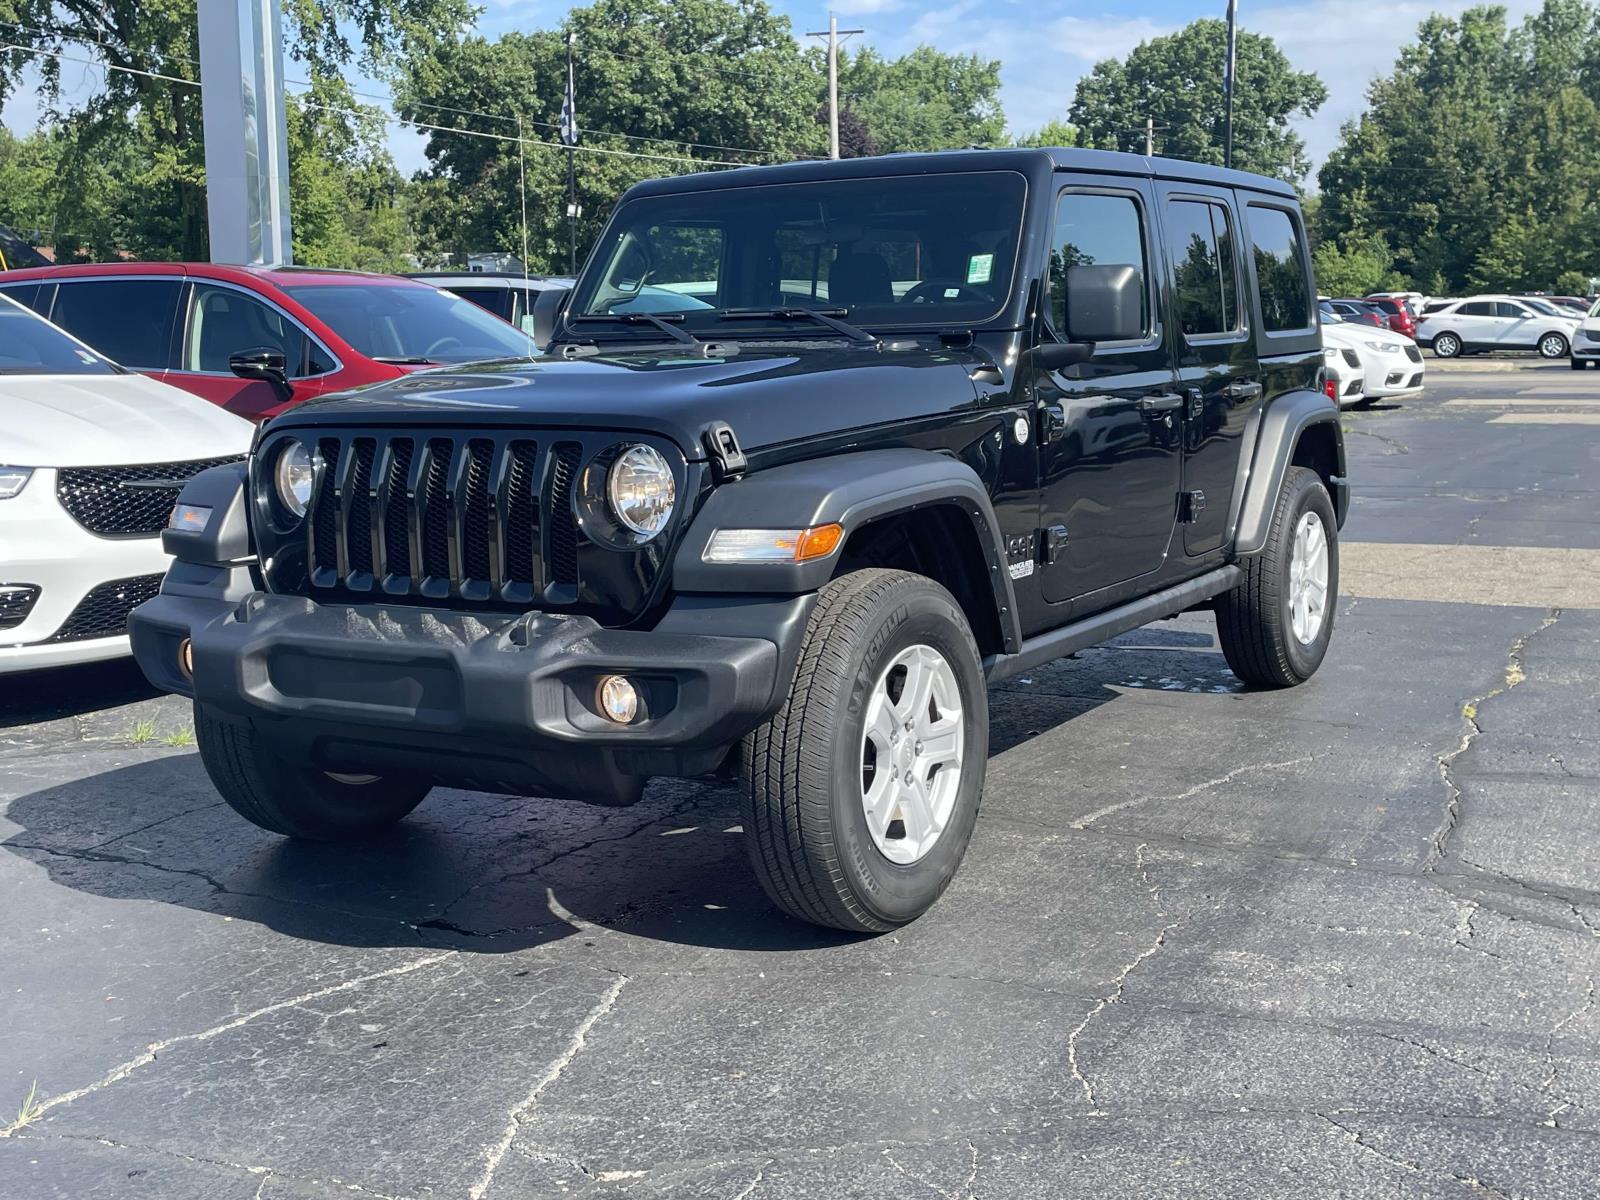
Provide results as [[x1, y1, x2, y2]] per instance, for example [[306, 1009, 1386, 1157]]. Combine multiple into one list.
[[275, 343, 987, 458]]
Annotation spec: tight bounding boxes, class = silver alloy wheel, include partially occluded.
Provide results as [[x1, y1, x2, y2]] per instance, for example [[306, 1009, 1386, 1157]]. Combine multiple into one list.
[[859, 643, 965, 866], [1288, 511, 1330, 645], [1539, 333, 1568, 358], [1434, 333, 1460, 357]]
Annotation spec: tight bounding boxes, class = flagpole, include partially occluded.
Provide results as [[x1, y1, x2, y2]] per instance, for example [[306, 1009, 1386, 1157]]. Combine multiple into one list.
[[565, 28, 578, 275]]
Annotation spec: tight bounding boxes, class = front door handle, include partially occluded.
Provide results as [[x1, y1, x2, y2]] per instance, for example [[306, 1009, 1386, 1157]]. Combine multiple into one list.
[[1137, 393, 1185, 413], [1222, 380, 1263, 402]]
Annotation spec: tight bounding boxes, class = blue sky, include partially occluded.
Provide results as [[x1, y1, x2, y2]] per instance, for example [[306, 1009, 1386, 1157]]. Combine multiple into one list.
[[3, 0, 1549, 180]]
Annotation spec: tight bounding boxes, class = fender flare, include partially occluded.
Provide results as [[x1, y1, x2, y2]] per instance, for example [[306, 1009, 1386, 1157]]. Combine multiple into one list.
[[673, 447, 1021, 653], [1230, 390, 1347, 557]]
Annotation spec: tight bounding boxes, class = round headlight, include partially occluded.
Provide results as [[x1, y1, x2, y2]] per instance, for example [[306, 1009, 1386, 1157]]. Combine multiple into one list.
[[606, 444, 675, 538], [274, 440, 313, 518]]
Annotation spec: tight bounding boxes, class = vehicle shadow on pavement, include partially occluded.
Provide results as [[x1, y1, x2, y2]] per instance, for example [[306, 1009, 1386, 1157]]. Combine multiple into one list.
[[0, 659, 158, 728], [2, 636, 1236, 956]]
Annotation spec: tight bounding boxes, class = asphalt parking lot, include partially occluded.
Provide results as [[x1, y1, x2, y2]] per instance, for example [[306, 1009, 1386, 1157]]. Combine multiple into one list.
[[3, 358, 1598, 1199]]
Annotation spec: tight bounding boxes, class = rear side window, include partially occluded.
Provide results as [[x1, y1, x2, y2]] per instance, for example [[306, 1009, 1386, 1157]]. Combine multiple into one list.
[[1458, 301, 1494, 316], [1166, 199, 1240, 337], [1247, 206, 1311, 333], [0, 282, 42, 313], [450, 287, 514, 321], [51, 278, 182, 369], [1049, 191, 1150, 337]]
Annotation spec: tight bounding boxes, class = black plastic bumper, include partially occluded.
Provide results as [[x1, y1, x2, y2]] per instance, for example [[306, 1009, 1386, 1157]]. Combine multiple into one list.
[[130, 576, 812, 805]]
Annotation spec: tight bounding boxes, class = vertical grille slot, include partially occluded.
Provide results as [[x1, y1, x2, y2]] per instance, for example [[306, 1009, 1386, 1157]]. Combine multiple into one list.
[[312, 438, 342, 575], [503, 441, 539, 586], [462, 439, 495, 587], [546, 443, 583, 588], [381, 438, 414, 582], [344, 438, 377, 580], [420, 439, 453, 582]]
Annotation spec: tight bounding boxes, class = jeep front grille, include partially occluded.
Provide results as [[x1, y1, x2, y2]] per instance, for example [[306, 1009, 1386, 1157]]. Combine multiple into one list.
[[299, 433, 585, 604]]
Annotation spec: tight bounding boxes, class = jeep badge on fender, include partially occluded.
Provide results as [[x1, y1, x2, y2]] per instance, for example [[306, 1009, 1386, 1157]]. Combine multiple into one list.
[[129, 149, 1345, 933]]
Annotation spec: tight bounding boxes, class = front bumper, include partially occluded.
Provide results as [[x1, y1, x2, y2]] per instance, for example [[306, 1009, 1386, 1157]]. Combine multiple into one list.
[[1363, 352, 1426, 397], [131, 577, 811, 805]]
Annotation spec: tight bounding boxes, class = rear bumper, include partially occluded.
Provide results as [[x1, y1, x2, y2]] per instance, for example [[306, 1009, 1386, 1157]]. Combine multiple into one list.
[[130, 577, 811, 803]]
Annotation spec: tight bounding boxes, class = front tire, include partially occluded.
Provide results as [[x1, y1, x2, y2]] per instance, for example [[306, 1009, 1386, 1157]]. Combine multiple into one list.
[[1539, 333, 1570, 359], [1432, 332, 1462, 358], [741, 569, 988, 932], [195, 705, 431, 839], [1216, 466, 1338, 688]]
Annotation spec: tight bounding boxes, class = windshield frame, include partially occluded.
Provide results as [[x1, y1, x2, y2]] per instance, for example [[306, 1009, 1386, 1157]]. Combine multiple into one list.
[[561, 169, 1032, 342], [281, 282, 539, 365], [0, 292, 123, 377]]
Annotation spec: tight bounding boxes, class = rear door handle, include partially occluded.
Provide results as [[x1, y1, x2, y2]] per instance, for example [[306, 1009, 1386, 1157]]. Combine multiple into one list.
[[1137, 393, 1185, 413], [1222, 380, 1262, 402]]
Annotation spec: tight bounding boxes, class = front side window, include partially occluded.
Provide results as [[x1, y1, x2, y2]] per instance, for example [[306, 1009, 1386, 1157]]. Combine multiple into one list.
[[186, 284, 328, 378], [1167, 199, 1239, 337], [50, 278, 182, 369], [1049, 191, 1150, 337], [1247, 206, 1311, 333], [570, 172, 1027, 331], [282, 283, 537, 364], [0, 294, 118, 375]]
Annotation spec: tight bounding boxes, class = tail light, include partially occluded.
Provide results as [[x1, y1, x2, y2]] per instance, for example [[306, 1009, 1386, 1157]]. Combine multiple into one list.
[[1323, 376, 1339, 401]]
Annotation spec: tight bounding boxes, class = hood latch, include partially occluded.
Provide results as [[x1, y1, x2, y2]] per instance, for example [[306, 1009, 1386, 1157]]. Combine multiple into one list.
[[703, 421, 748, 483]]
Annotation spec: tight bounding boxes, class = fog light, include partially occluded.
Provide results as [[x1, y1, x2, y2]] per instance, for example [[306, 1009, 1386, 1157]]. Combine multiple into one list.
[[597, 675, 639, 724], [178, 637, 193, 679]]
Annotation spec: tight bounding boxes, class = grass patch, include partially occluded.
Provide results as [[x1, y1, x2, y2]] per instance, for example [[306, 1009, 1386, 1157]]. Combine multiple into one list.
[[13, 1080, 42, 1130], [161, 727, 196, 747], [124, 719, 158, 744]]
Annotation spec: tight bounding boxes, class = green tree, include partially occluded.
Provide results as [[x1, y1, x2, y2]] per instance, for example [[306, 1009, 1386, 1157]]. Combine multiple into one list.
[[1068, 20, 1325, 184], [0, 0, 471, 259], [398, 0, 826, 271], [834, 45, 1005, 153], [1012, 119, 1079, 149], [1311, 234, 1405, 297]]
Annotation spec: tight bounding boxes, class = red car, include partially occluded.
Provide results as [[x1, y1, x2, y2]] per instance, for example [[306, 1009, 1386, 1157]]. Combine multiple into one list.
[[1360, 295, 1418, 339], [0, 262, 541, 421]]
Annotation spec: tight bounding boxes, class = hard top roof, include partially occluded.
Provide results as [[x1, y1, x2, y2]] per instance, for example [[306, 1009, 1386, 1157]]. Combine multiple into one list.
[[626, 147, 1298, 201]]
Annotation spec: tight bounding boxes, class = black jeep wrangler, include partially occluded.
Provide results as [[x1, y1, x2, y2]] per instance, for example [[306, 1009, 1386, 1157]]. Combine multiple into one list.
[[131, 149, 1345, 932]]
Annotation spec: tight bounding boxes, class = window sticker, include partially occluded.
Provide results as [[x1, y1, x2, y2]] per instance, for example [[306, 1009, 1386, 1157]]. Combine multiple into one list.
[[966, 253, 994, 285]]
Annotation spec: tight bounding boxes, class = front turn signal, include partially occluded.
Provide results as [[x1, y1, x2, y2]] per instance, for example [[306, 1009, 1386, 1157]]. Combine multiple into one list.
[[703, 523, 845, 564]]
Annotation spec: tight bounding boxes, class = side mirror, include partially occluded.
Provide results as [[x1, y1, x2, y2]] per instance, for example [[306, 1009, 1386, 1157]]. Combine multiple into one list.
[[229, 347, 293, 402], [529, 286, 571, 352], [1066, 264, 1144, 343]]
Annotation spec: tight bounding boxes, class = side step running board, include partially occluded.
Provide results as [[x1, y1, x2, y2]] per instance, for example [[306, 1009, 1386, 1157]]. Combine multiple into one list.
[[982, 565, 1242, 684]]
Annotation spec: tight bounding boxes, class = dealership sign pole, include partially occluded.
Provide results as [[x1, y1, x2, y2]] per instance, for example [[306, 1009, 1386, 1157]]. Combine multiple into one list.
[[1223, 0, 1238, 169], [198, 0, 293, 265]]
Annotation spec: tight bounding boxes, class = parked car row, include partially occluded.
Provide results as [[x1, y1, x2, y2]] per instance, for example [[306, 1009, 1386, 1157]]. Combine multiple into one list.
[[1414, 294, 1582, 359]]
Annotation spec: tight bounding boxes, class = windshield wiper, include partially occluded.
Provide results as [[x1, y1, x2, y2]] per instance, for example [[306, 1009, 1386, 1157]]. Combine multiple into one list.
[[715, 307, 878, 345], [372, 356, 439, 365], [569, 312, 702, 346]]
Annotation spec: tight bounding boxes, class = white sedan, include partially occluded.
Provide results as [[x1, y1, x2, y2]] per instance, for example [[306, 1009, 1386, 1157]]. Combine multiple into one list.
[[1571, 297, 1600, 370], [0, 295, 253, 672], [1322, 307, 1426, 403]]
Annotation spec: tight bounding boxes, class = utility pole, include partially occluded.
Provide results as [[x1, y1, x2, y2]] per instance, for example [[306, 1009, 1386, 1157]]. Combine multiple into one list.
[[1145, 116, 1154, 157], [560, 29, 580, 274], [807, 13, 863, 159], [1223, 0, 1238, 169]]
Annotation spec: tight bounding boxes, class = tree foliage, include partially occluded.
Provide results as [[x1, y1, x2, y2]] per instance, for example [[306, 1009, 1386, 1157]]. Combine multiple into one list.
[[1317, 0, 1600, 292], [1069, 19, 1325, 184], [834, 45, 1005, 154]]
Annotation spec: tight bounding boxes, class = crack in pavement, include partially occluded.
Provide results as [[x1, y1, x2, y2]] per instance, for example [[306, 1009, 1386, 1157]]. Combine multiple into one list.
[[727, 1160, 771, 1200], [1319, 1114, 1514, 1198], [1071, 754, 1322, 830], [881, 1138, 978, 1200], [1428, 608, 1562, 873], [0, 951, 459, 1137], [1540, 973, 1597, 1128], [467, 972, 629, 1200]]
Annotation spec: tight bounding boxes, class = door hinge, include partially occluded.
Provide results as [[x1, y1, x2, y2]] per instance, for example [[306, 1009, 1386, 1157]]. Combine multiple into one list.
[[1041, 524, 1070, 564], [702, 421, 747, 483], [1185, 387, 1205, 421], [1179, 490, 1207, 523]]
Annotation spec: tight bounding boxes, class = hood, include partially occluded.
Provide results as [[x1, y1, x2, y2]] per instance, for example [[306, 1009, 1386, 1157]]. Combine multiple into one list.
[[1323, 323, 1408, 353], [272, 343, 988, 457], [0, 372, 255, 467]]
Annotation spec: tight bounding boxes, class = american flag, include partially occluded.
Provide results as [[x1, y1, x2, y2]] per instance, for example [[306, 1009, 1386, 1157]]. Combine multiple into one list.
[[559, 35, 579, 147]]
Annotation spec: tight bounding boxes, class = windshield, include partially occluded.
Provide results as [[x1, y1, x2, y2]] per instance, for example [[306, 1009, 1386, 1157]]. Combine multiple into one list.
[[282, 283, 537, 364], [567, 171, 1027, 335], [1590, 298, 1600, 318], [1318, 302, 1345, 323], [0, 294, 119, 375]]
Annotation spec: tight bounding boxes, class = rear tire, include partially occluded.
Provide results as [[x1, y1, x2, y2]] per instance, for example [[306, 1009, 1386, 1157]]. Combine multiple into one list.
[[195, 705, 430, 840], [1538, 333, 1569, 359], [1217, 467, 1338, 689], [1432, 332, 1462, 358], [740, 569, 988, 933], [1573, 359, 1587, 371]]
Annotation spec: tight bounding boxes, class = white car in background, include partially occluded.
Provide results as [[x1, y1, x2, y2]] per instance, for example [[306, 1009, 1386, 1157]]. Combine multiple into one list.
[[1321, 303, 1426, 403], [1416, 294, 1580, 359], [1322, 339, 1366, 409], [1571, 297, 1600, 370], [0, 294, 253, 672]]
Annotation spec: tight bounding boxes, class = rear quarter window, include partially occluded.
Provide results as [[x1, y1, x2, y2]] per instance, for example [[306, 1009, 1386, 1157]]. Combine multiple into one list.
[[50, 278, 182, 369], [1246, 205, 1312, 334]]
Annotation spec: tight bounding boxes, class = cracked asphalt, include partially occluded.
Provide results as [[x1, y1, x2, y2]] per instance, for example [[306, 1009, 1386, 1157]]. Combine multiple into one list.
[[4, 360, 1599, 1199]]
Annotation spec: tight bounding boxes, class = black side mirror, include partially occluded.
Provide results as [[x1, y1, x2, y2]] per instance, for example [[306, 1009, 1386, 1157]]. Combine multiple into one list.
[[528, 286, 571, 352], [229, 347, 293, 402], [1066, 264, 1144, 343]]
